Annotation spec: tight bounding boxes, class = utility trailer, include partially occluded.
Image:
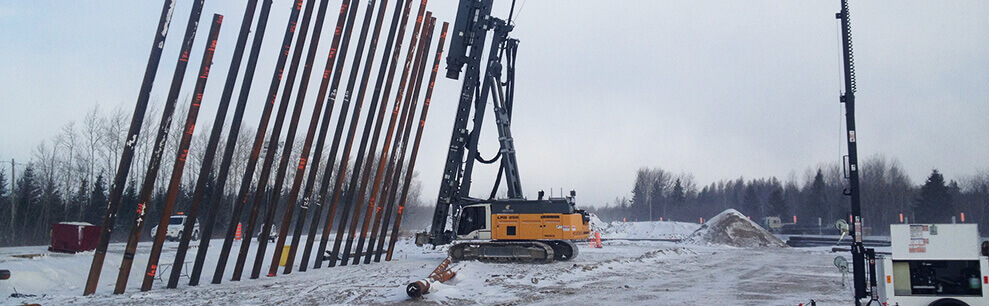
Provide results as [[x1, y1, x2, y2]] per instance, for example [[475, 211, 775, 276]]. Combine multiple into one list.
[[876, 224, 989, 306]]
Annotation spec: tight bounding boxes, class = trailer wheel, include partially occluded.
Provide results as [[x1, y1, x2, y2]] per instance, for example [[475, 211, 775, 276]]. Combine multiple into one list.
[[929, 298, 969, 306]]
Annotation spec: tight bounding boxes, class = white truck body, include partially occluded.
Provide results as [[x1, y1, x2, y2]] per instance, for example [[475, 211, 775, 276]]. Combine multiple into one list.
[[151, 215, 200, 241], [876, 224, 988, 306]]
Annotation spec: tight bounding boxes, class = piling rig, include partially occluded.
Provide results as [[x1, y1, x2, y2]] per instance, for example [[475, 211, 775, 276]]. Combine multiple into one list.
[[416, 0, 590, 263]]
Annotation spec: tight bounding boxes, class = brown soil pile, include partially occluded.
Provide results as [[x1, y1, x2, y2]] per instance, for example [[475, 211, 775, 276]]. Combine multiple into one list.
[[685, 209, 786, 248]]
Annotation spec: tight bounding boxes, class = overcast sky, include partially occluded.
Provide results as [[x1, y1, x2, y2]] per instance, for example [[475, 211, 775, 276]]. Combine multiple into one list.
[[0, 1, 986, 207]]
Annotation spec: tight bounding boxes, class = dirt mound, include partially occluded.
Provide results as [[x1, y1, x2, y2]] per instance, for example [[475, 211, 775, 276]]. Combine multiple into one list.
[[685, 209, 786, 248]]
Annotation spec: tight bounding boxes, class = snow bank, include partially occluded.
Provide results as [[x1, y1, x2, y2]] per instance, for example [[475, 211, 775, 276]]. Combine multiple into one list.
[[587, 213, 605, 232], [685, 209, 786, 248], [596, 219, 701, 240]]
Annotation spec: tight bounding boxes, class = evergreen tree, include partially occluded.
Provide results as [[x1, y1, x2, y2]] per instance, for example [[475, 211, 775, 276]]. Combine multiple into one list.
[[0, 170, 10, 245], [768, 185, 787, 218], [630, 168, 653, 221], [38, 175, 62, 242], [86, 173, 108, 224], [743, 184, 760, 218], [67, 179, 88, 222], [914, 169, 953, 223], [670, 179, 685, 205], [115, 180, 138, 235], [649, 178, 663, 221], [803, 169, 827, 224], [146, 189, 166, 238], [14, 165, 42, 246]]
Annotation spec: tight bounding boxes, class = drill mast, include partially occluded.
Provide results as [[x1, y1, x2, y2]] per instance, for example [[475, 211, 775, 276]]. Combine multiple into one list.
[[430, 0, 523, 246]]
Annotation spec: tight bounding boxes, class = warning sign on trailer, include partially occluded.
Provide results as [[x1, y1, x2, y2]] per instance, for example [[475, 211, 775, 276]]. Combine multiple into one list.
[[908, 224, 929, 253], [893, 224, 979, 260]]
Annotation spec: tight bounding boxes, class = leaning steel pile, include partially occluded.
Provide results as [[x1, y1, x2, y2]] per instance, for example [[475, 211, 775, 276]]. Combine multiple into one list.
[[83, 0, 449, 295], [685, 209, 786, 248]]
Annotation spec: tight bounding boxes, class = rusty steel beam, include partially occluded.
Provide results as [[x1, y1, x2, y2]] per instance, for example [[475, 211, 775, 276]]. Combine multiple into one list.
[[190, 0, 274, 287], [374, 15, 435, 262], [335, 0, 399, 266], [255, 0, 338, 278], [284, 0, 359, 273], [270, 0, 351, 276], [182, 0, 266, 288], [300, 0, 365, 271], [142, 14, 223, 292], [364, 0, 429, 264], [212, 0, 305, 284], [114, 0, 208, 294], [384, 18, 440, 261], [84, 0, 178, 296], [317, 0, 388, 268], [387, 21, 447, 261], [345, 0, 419, 266], [406, 257, 456, 298], [239, 0, 319, 281]]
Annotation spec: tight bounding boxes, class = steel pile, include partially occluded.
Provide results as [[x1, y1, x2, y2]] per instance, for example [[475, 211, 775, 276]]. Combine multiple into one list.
[[84, 0, 448, 295]]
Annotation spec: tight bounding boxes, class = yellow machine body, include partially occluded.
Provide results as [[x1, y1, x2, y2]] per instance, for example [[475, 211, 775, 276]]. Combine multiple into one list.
[[491, 213, 590, 241], [444, 198, 590, 262]]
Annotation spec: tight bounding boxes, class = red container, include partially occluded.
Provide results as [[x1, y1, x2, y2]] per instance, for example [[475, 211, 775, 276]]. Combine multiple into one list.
[[49, 222, 102, 253]]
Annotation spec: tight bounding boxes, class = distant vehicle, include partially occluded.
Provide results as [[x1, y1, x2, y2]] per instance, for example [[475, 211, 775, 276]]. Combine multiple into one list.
[[259, 223, 277, 243], [151, 214, 200, 242], [762, 216, 784, 232]]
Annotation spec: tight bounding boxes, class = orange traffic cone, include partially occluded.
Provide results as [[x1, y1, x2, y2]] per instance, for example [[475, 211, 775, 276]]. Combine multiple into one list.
[[235, 223, 243, 241], [594, 232, 603, 248]]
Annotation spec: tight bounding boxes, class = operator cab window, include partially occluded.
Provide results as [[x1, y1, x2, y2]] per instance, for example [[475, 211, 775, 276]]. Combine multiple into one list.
[[457, 206, 486, 236]]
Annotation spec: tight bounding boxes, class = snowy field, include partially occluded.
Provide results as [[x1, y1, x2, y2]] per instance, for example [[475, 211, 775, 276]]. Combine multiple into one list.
[[1, 223, 854, 305]]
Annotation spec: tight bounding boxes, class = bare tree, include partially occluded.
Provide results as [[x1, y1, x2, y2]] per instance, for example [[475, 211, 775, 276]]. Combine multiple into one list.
[[82, 106, 105, 199], [101, 105, 130, 178], [55, 122, 79, 197]]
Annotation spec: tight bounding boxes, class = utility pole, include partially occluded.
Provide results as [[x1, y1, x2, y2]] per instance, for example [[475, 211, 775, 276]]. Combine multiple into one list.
[[649, 194, 653, 222], [9, 159, 14, 234]]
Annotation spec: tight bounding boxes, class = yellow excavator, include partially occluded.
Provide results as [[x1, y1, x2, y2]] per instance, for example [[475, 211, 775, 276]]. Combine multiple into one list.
[[415, 0, 590, 263]]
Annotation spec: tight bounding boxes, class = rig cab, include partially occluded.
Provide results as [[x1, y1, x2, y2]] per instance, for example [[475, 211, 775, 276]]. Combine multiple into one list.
[[455, 197, 590, 242]]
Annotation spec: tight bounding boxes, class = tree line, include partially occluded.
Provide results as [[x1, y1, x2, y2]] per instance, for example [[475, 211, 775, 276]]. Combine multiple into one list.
[[586, 156, 989, 235], [0, 104, 431, 247]]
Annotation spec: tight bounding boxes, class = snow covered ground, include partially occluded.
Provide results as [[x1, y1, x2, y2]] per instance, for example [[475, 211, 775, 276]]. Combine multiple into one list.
[[1, 225, 854, 305], [595, 219, 701, 240]]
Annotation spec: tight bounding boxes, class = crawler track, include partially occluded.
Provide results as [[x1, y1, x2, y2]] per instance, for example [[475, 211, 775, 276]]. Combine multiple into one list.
[[449, 240, 580, 263]]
